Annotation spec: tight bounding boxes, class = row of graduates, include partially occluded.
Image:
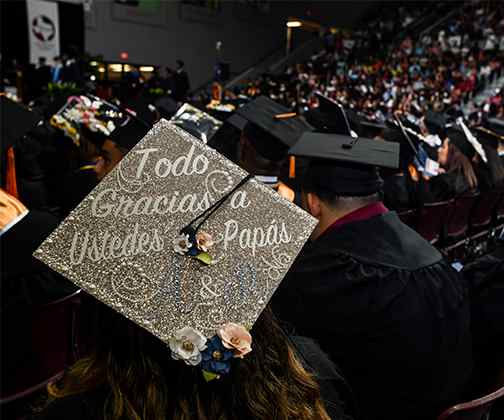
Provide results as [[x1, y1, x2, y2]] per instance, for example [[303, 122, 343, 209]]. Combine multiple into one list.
[[377, 112, 504, 211], [1, 93, 503, 420]]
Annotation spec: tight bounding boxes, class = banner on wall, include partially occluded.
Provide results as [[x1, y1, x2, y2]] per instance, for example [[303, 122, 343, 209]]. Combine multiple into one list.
[[27, 0, 60, 65]]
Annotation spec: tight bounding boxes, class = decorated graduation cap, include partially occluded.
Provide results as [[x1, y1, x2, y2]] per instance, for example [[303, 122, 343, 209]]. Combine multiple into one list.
[[50, 94, 129, 148], [170, 103, 223, 144], [289, 128, 399, 196], [34, 120, 316, 380], [235, 95, 311, 161], [1, 96, 42, 152]]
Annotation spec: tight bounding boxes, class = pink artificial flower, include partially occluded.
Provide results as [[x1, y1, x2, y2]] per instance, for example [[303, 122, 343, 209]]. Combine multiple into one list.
[[196, 231, 214, 252], [217, 323, 252, 359]]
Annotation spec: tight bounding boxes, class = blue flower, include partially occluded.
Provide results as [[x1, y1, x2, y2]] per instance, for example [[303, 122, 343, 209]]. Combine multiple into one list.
[[200, 336, 233, 375], [181, 227, 199, 256]]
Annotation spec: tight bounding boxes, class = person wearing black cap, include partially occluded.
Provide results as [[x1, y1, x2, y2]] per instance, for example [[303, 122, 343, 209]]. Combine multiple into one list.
[[272, 132, 472, 420], [231, 96, 310, 200], [381, 120, 423, 210], [1, 96, 44, 204], [471, 125, 504, 192], [303, 93, 360, 137], [174, 60, 190, 102], [429, 126, 479, 201], [58, 127, 105, 217], [207, 115, 244, 164], [95, 112, 151, 180]]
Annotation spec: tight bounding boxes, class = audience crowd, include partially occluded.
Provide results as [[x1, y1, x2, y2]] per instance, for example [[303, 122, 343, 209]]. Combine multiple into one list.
[[228, 1, 503, 123]]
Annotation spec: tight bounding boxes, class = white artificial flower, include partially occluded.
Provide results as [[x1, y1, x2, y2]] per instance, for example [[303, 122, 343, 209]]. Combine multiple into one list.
[[81, 95, 92, 108], [65, 108, 84, 123], [169, 326, 207, 366], [107, 120, 116, 133], [173, 233, 192, 255]]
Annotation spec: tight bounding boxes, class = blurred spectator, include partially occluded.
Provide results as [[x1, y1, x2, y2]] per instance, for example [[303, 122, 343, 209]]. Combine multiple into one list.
[[51, 56, 63, 83], [174, 59, 190, 102], [35, 57, 52, 91]]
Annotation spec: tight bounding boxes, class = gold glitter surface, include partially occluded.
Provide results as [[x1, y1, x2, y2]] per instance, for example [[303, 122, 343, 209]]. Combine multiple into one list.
[[33, 120, 317, 343]]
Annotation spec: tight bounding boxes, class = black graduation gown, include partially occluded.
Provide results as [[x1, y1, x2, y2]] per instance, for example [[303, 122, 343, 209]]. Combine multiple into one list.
[[462, 245, 504, 392], [272, 212, 472, 420], [428, 170, 472, 202], [474, 161, 494, 192], [33, 336, 355, 420], [382, 174, 413, 210]]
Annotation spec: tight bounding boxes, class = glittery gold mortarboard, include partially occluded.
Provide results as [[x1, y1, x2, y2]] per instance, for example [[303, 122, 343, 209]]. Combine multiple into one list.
[[34, 120, 317, 343]]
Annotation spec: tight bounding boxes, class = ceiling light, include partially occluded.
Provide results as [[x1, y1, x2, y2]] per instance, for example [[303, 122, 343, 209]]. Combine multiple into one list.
[[287, 21, 302, 28]]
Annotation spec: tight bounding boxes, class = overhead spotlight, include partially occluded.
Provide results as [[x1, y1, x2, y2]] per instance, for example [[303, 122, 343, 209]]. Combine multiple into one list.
[[90, 75, 96, 81], [90, 61, 99, 66], [140, 66, 155, 72], [287, 21, 302, 28], [98, 67, 106, 73]]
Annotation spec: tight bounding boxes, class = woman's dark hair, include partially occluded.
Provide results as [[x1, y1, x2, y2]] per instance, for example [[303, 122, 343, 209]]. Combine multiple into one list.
[[47, 301, 330, 420], [446, 142, 478, 190]]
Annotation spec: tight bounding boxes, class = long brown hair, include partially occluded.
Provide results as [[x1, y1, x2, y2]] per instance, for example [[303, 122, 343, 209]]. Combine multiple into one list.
[[446, 142, 478, 190], [48, 303, 330, 420]]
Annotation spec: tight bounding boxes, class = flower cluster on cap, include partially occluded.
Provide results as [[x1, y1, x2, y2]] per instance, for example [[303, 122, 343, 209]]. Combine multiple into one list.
[[50, 95, 121, 146], [173, 227, 214, 265], [168, 323, 252, 381]]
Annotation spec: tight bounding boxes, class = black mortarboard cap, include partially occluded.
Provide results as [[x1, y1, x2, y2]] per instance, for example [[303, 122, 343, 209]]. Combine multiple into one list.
[[360, 118, 387, 131], [289, 132, 399, 196], [383, 122, 418, 169], [304, 93, 357, 136], [155, 96, 179, 119], [291, 132, 399, 169], [123, 96, 158, 126], [472, 126, 502, 150], [227, 113, 247, 131], [236, 96, 310, 161], [1, 96, 42, 151], [425, 110, 447, 137], [359, 115, 387, 138], [447, 126, 475, 160], [108, 111, 151, 152], [402, 116, 422, 134], [487, 118, 504, 137]]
